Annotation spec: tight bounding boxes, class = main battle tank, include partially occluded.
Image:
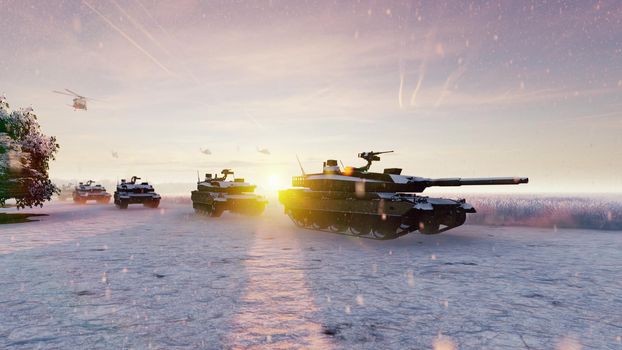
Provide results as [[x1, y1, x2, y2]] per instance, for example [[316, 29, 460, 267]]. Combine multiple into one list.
[[191, 169, 267, 217], [114, 176, 161, 209], [278, 151, 528, 239], [72, 180, 111, 204]]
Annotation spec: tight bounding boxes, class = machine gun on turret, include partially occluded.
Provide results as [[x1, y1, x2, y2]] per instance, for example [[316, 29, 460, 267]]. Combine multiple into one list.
[[355, 150, 393, 172], [214, 169, 234, 181]]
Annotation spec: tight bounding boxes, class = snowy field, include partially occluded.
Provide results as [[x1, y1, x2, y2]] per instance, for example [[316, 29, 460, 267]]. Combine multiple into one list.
[[1, 201, 621, 349]]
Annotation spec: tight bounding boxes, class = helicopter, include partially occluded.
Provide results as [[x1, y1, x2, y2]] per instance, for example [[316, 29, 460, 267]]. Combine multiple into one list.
[[52, 89, 97, 111], [257, 147, 271, 155]]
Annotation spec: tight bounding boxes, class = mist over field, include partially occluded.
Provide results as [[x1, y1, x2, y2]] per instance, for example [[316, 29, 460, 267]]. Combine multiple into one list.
[[465, 195, 622, 231], [158, 193, 622, 231], [49, 177, 622, 231]]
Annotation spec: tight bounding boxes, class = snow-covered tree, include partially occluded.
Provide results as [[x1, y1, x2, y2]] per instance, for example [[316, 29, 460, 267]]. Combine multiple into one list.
[[0, 96, 60, 208]]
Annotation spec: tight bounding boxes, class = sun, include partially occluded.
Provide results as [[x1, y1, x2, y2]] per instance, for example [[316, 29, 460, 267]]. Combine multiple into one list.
[[257, 172, 292, 197], [267, 174, 283, 191]]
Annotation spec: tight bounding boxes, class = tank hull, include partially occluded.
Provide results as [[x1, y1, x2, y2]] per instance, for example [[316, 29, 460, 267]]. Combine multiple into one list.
[[191, 190, 267, 217], [278, 188, 475, 239], [113, 192, 161, 209], [72, 190, 111, 204]]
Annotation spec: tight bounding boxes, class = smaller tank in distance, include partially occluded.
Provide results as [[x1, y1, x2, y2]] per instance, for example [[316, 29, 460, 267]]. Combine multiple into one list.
[[114, 176, 161, 209], [191, 169, 267, 217], [57, 183, 74, 201], [72, 180, 111, 204]]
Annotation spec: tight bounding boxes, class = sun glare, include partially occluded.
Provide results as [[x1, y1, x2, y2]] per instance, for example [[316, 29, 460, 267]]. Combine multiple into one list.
[[266, 174, 287, 192]]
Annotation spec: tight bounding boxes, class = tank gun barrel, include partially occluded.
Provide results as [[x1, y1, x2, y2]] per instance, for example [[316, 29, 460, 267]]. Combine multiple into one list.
[[426, 177, 528, 187], [357, 150, 394, 160]]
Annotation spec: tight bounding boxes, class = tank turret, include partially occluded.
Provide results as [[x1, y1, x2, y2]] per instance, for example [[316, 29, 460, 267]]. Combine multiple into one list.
[[191, 169, 267, 217], [279, 151, 528, 239]]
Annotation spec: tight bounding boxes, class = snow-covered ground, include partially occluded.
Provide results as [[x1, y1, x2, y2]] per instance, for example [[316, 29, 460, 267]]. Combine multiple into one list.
[[1, 201, 621, 349]]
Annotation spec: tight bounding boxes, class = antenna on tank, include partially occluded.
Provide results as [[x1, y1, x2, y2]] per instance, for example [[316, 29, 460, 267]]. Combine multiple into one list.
[[339, 160, 345, 169], [296, 154, 306, 176], [197, 170, 200, 183]]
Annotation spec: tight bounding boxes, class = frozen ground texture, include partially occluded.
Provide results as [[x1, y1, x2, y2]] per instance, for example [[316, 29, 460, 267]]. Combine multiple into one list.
[[1, 201, 621, 349]]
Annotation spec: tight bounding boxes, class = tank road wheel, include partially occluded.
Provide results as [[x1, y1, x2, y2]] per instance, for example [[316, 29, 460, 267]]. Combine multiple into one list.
[[194, 207, 204, 214], [194, 203, 211, 215], [328, 223, 348, 233], [328, 213, 349, 233], [444, 210, 466, 228], [289, 209, 309, 227], [242, 203, 265, 216], [350, 215, 372, 236], [311, 211, 331, 230], [97, 197, 111, 204], [143, 199, 160, 209], [116, 200, 129, 209], [254, 204, 267, 216], [371, 219, 400, 240], [418, 218, 440, 235], [210, 204, 224, 217]]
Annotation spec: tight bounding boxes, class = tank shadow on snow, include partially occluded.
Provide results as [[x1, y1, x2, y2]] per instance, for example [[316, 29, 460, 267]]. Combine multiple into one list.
[[0, 212, 48, 224]]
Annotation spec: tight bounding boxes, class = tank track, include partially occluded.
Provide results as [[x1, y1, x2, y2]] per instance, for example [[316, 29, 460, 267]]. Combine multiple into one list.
[[193, 202, 224, 217], [193, 198, 266, 217], [285, 208, 465, 240], [285, 208, 413, 240]]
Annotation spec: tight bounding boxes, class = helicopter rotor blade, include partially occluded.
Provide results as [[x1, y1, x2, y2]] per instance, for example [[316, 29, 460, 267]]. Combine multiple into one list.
[[53, 90, 75, 96], [65, 89, 83, 97]]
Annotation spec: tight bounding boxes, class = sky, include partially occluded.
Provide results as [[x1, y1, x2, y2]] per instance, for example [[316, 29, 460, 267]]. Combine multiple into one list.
[[1, 0, 621, 194]]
